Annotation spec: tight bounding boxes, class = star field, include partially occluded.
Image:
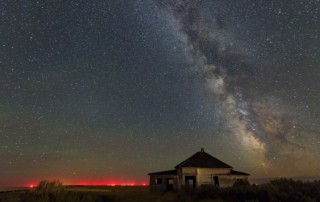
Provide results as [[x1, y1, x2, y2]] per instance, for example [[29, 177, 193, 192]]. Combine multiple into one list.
[[1, 0, 319, 187]]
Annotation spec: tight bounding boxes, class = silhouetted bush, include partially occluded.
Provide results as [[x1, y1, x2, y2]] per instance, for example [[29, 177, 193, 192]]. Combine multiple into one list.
[[36, 180, 65, 195], [262, 178, 319, 201], [16, 180, 114, 202], [233, 179, 251, 187]]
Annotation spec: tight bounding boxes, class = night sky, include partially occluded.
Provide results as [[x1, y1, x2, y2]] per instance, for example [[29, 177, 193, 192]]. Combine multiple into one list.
[[1, 0, 319, 187]]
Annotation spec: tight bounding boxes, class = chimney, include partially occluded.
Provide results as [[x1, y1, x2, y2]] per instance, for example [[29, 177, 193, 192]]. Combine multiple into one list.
[[201, 148, 204, 152]]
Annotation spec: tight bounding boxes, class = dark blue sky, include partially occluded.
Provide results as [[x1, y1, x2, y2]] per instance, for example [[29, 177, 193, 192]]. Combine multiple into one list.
[[1, 0, 319, 186]]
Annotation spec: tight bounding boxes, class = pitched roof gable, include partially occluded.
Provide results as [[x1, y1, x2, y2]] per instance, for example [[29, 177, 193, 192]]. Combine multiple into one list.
[[230, 170, 250, 176], [175, 149, 233, 169]]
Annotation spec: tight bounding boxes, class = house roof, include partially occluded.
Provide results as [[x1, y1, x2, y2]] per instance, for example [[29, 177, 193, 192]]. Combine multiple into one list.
[[175, 148, 233, 169], [230, 170, 250, 176], [148, 170, 177, 176]]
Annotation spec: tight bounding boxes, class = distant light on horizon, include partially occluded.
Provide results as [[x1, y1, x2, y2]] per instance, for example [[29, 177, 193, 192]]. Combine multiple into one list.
[[64, 180, 148, 186], [17, 179, 148, 188]]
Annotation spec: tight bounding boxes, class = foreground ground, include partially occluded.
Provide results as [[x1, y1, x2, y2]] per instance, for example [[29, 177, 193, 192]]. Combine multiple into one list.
[[1, 178, 319, 202], [0, 186, 218, 202]]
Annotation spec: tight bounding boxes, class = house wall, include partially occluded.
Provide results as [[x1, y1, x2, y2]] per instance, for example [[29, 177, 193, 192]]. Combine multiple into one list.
[[149, 175, 178, 192], [182, 167, 197, 175], [178, 167, 248, 188], [177, 168, 183, 189], [197, 168, 231, 186], [180, 167, 231, 187], [179, 167, 197, 188], [218, 175, 249, 188]]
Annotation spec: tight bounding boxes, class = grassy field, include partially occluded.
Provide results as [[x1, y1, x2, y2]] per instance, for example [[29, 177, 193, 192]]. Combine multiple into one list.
[[0, 186, 218, 202], [0, 190, 26, 202], [58, 186, 220, 202], [67, 186, 173, 202]]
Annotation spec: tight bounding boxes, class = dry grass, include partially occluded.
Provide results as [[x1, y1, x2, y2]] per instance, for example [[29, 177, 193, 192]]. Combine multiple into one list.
[[63, 186, 225, 202], [0, 185, 222, 202], [66, 186, 177, 202]]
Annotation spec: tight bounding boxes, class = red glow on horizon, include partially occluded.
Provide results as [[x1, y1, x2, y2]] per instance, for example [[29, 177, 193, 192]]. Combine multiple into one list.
[[69, 180, 148, 186], [15, 179, 148, 188]]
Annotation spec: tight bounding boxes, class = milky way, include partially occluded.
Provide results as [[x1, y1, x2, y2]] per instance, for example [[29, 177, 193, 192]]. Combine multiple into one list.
[[1, 0, 319, 186], [155, 0, 320, 175]]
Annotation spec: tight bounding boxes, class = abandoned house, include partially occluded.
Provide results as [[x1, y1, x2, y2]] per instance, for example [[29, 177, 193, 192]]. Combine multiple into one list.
[[148, 148, 249, 191]]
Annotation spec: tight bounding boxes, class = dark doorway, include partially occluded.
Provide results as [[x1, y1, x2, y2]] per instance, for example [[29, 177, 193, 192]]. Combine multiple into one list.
[[213, 176, 219, 186], [166, 178, 174, 191], [185, 176, 196, 188]]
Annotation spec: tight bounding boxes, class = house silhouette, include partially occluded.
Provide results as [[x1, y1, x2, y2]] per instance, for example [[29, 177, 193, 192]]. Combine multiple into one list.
[[149, 148, 249, 191]]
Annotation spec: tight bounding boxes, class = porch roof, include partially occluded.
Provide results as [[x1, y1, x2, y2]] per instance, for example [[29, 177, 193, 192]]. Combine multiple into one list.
[[230, 170, 250, 176]]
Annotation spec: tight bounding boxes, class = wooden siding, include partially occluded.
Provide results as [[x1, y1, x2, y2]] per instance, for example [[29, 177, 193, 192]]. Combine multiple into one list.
[[181, 167, 197, 175], [197, 168, 231, 186], [218, 175, 248, 188], [180, 167, 197, 187]]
